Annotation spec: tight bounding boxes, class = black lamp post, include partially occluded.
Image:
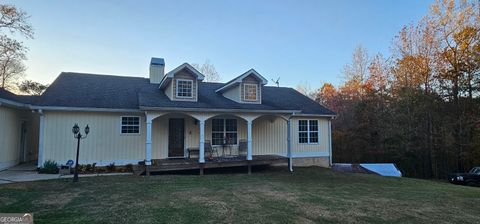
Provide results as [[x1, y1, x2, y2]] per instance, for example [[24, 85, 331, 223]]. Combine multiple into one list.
[[72, 123, 90, 182]]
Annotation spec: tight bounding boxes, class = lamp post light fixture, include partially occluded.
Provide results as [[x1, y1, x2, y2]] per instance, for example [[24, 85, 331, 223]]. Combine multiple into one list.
[[72, 123, 90, 182]]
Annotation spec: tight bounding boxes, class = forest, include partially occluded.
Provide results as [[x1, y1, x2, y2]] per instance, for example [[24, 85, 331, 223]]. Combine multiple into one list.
[[314, 0, 480, 178]]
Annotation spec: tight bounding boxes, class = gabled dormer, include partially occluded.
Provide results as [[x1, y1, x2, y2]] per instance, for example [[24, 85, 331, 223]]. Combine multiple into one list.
[[216, 69, 268, 104], [157, 62, 205, 102]]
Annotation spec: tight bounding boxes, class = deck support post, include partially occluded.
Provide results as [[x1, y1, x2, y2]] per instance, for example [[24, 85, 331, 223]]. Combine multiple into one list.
[[145, 116, 153, 166], [199, 120, 205, 163], [247, 120, 253, 161], [287, 119, 293, 172], [248, 163, 252, 175]]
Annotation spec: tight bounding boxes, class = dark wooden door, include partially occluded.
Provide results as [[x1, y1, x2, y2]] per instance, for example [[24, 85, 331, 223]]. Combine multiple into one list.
[[168, 118, 185, 157]]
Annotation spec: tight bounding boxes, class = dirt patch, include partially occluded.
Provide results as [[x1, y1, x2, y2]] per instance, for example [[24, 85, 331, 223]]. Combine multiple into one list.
[[246, 185, 299, 203], [37, 191, 80, 208]]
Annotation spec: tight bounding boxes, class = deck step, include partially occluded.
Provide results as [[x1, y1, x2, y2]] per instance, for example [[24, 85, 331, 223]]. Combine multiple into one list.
[[132, 165, 145, 175]]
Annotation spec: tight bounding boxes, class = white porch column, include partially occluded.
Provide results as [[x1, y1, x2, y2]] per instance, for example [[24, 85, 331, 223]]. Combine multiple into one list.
[[199, 120, 205, 163], [145, 117, 153, 165], [37, 110, 45, 168], [247, 120, 253, 161], [287, 119, 293, 172]]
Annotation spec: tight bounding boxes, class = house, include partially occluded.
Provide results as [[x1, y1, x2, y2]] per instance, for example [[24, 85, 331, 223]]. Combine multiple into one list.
[[0, 58, 335, 172]]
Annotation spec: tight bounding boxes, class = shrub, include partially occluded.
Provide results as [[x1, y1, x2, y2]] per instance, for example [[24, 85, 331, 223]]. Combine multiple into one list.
[[106, 162, 116, 172], [125, 163, 133, 172], [39, 160, 59, 174]]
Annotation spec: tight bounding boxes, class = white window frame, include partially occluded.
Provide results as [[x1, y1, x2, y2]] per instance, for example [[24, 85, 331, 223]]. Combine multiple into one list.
[[211, 118, 238, 146], [298, 119, 319, 144], [120, 116, 141, 135], [243, 83, 258, 101], [176, 79, 194, 99]]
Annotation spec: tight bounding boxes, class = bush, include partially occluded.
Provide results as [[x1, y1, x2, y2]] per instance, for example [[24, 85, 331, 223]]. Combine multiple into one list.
[[39, 160, 59, 174], [125, 163, 133, 172], [106, 162, 116, 172]]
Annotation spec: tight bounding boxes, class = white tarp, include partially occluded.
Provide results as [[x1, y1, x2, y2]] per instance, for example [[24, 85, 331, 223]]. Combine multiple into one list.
[[360, 163, 402, 177]]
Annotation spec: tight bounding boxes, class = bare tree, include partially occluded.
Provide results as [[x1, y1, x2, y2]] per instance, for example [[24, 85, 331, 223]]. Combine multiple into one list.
[[295, 81, 316, 99], [0, 4, 33, 90], [192, 59, 221, 82], [0, 36, 26, 89], [18, 79, 48, 95]]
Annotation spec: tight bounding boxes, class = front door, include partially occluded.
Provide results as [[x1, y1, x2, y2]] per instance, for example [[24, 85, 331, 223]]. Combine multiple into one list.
[[168, 118, 185, 157]]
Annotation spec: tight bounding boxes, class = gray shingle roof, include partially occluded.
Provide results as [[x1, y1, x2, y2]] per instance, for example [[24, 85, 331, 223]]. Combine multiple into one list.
[[34, 72, 335, 115], [0, 88, 40, 105]]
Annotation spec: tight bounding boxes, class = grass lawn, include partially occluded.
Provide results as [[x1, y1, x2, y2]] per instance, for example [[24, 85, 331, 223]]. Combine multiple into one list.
[[0, 167, 479, 224]]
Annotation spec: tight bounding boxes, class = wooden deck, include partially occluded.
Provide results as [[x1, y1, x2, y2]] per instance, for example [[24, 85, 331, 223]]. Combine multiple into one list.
[[133, 155, 287, 175]]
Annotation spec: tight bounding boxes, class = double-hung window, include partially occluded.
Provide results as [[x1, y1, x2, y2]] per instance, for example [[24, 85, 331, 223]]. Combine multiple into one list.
[[298, 120, 319, 144], [121, 116, 140, 134], [244, 83, 258, 101], [211, 119, 237, 145], [176, 79, 193, 98]]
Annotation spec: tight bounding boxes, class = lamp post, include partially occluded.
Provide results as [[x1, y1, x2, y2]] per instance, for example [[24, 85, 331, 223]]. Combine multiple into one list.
[[72, 123, 90, 182]]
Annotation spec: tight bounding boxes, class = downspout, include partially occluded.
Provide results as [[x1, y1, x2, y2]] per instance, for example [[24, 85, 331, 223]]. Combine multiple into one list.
[[287, 112, 296, 172], [37, 109, 45, 168]]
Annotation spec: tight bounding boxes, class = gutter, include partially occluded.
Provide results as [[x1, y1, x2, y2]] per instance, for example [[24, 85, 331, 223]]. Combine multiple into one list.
[[140, 106, 302, 114], [0, 98, 34, 109], [30, 106, 143, 113], [291, 113, 336, 118]]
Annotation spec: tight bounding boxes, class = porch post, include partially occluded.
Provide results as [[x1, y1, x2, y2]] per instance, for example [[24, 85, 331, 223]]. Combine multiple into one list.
[[145, 116, 153, 165], [37, 110, 45, 168], [287, 119, 293, 172], [199, 120, 205, 163], [247, 120, 253, 161]]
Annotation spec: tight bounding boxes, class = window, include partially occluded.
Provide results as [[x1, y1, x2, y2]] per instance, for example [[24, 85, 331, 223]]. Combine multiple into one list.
[[211, 118, 237, 145], [176, 79, 193, 98], [298, 120, 319, 144], [121, 116, 140, 134], [244, 83, 258, 101]]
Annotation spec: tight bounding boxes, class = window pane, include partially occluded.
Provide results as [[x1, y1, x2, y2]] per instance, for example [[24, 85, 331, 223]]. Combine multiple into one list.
[[225, 119, 237, 131], [309, 120, 318, 131], [121, 117, 140, 134], [309, 132, 318, 143], [212, 119, 224, 132], [212, 133, 224, 145], [177, 80, 193, 97], [299, 120, 308, 131], [299, 132, 308, 143], [244, 84, 257, 100]]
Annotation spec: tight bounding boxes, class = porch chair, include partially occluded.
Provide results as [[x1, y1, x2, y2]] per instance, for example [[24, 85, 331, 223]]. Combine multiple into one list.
[[238, 139, 248, 157], [204, 140, 218, 158]]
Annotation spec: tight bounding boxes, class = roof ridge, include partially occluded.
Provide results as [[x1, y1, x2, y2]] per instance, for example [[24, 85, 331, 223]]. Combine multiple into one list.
[[61, 72, 149, 80]]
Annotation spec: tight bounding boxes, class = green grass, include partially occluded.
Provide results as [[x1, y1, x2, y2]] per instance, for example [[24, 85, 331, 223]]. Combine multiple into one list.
[[0, 167, 479, 224]]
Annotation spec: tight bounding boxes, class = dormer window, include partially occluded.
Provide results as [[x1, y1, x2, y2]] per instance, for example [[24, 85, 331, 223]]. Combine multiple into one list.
[[244, 83, 258, 101], [176, 79, 193, 98]]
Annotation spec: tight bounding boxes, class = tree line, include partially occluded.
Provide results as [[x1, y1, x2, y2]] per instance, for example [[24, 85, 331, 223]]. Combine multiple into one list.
[[314, 0, 479, 178]]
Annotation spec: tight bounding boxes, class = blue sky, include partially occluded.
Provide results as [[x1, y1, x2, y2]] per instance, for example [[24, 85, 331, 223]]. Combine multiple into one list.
[[7, 0, 433, 89]]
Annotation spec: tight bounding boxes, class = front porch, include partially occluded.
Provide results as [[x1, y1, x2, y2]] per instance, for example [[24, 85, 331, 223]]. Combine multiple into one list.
[[144, 111, 294, 171], [134, 155, 288, 175]]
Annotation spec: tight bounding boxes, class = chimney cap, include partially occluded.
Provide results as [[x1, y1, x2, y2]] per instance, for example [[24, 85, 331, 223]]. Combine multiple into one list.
[[150, 57, 165, 66]]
